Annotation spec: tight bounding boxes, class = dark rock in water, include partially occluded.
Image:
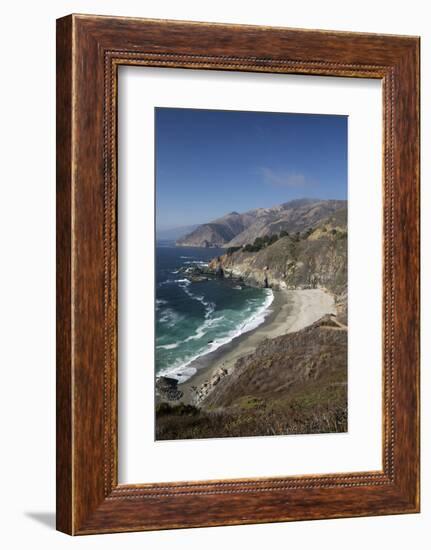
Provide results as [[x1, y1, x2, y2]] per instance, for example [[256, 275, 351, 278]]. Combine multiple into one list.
[[156, 376, 177, 388], [178, 264, 215, 283], [156, 376, 184, 402], [190, 275, 209, 283], [215, 265, 224, 278]]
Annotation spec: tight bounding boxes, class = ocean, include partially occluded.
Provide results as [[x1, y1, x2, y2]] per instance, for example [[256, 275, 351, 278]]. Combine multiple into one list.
[[156, 244, 274, 383]]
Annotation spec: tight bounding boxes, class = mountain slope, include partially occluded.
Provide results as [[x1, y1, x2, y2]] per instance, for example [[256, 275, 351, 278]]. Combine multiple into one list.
[[209, 207, 348, 321], [156, 206, 348, 440], [204, 314, 347, 413], [226, 199, 346, 247], [176, 198, 346, 248], [176, 211, 254, 248]]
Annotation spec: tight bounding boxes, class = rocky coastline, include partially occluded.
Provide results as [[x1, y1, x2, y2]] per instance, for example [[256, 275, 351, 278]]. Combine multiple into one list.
[[155, 206, 348, 440]]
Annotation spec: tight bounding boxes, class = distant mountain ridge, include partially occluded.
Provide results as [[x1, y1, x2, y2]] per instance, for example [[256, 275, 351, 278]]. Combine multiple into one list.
[[157, 224, 199, 241], [176, 198, 346, 248]]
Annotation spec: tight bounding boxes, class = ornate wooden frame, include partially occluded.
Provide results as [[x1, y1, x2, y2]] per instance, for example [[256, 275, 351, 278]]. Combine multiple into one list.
[[56, 14, 420, 535]]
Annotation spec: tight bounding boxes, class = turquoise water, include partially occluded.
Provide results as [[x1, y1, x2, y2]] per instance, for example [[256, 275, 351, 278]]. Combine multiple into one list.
[[156, 244, 274, 382]]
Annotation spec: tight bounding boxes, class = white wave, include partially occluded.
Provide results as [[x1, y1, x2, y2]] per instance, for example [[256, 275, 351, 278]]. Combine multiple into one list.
[[158, 308, 183, 328], [158, 277, 191, 287], [183, 315, 223, 342], [158, 279, 175, 287], [175, 278, 191, 285], [156, 342, 180, 350], [158, 289, 274, 383], [178, 280, 215, 319], [184, 260, 208, 266], [155, 298, 168, 311], [158, 363, 198, 384]]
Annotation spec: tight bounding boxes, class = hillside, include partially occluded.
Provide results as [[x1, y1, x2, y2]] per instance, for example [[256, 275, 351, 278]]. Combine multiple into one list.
[[176, 198, 346, 248], [156, 315, 347, 439], [156, 202, 348, 441], [208, 208, 347, 320], [176, 210, 254, 247]]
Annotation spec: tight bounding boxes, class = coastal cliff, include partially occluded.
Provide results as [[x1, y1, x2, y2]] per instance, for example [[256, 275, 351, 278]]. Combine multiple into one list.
[[155, 202, 348, 440], [209, 207, 347, 320]]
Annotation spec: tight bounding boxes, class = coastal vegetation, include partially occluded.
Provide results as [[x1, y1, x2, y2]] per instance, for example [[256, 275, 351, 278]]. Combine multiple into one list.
[[156, 199, 348, 440], [156, 315, 347, 439]]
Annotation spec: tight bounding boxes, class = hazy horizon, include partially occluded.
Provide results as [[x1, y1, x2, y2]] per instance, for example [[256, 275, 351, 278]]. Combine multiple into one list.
[[156, 108, 348, 231]]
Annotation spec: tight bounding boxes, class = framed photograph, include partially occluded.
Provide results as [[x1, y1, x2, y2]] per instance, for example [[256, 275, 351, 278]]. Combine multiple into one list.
[[56, 14, 420, 534]]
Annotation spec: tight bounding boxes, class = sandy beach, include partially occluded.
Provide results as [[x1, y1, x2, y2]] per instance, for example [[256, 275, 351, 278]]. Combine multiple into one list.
[[179, 288, 336, 404]]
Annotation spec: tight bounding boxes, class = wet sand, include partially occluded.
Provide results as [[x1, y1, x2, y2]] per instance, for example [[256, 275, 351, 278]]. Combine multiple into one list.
[[179, 288, 336, 404]]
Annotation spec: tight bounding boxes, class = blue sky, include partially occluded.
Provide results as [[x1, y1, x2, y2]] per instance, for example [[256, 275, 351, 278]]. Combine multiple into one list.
[[155, 108, 347, 230]]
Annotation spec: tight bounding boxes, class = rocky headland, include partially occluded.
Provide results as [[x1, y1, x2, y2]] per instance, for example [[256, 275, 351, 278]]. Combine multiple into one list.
[[156, 201, 348, 440]]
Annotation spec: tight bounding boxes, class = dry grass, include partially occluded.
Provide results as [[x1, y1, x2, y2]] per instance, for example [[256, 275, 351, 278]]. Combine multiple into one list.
[[155, 318, 347, 441], [156, 402, 347, 440]]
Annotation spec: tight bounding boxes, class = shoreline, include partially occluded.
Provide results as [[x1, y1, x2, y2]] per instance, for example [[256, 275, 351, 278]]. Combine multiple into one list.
[[178, 288, 336, 404]]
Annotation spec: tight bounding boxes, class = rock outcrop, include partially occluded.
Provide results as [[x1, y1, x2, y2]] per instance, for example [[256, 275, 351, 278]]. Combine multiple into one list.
[[209, 209, 346, 287], [155, 376, 183, 401], [190, 367, 229, 405]]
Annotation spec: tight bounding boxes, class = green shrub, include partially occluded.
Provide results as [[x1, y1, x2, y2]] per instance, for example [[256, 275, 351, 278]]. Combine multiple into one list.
[[156, 402, 200, 417], [302, 227, 314, 239]]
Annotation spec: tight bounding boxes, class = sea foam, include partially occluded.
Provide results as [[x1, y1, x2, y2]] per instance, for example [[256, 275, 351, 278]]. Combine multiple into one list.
[[158, 289, 274, 383]]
